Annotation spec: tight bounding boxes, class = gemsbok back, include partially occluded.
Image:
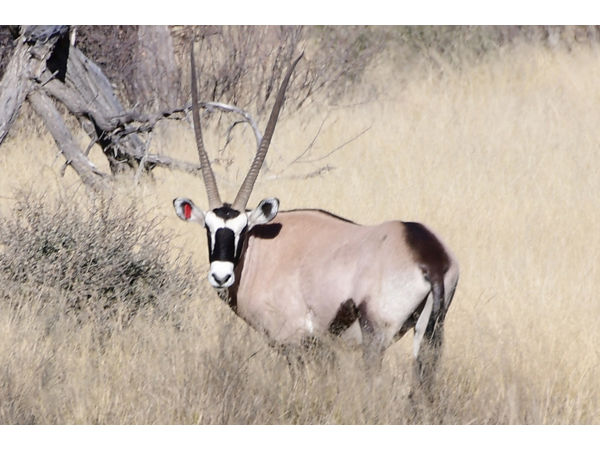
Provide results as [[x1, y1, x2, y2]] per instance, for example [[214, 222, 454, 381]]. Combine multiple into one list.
[[174, 48, 459, 391]]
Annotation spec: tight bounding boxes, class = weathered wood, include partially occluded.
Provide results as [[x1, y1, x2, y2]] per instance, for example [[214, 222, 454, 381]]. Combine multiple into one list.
[[0, 38, 30, 145], [28, 90, 107, 191], [42, 44, 147, 173], [0, 25, 113, 187], [144, 153, 201, 174], [43, 43, 193, 176], [0, 27, 66, 145], [0, 26, 272, 188], [135, 26, 180, 111]]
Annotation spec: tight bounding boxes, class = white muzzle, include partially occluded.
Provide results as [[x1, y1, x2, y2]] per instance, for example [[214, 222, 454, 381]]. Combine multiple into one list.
[[209, 261, 235, 288]]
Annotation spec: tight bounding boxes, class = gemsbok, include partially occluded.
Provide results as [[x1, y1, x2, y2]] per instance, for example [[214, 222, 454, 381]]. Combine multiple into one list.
[[174, 48, 459, 389]]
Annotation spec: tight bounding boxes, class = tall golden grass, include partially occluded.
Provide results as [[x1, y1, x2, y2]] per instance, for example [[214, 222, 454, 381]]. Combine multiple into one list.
[[0, 40, 599, 424]]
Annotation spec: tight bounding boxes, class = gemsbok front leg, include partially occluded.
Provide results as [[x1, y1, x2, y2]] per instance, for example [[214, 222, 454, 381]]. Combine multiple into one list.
[[357, 305, 386, 373]]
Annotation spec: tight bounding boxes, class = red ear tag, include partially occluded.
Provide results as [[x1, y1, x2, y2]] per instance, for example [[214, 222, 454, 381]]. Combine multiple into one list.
[[184, 203, 192, 219]]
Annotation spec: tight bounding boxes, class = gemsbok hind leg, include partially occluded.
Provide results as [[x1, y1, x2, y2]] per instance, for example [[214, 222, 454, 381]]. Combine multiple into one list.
[[411, 286, 446, 401], [411, 270, 457, 404]]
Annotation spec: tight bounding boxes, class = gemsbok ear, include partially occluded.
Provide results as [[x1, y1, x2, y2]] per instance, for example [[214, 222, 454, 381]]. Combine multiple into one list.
[[173, 197, 206, 225], [247, 198, 279, 229]]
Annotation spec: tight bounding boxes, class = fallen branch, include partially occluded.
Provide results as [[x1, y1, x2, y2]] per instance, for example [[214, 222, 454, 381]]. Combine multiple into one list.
[[108, 107, 189, 136], [28, 89, 108, 191], [143, 153, 201, 174]]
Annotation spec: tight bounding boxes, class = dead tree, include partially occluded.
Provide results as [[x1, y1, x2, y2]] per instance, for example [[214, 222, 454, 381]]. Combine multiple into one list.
[[135, 26, 180, 111], [0, 26, 109, 190], [0, 26, 203, 191], [0, 26, 363, 192]]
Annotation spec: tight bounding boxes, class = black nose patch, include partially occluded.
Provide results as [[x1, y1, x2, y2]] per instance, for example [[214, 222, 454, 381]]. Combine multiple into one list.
[[210, 228, 236, 263]]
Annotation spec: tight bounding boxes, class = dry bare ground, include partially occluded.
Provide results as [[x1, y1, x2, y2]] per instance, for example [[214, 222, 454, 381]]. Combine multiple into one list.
[[0, 39, 599, 424]]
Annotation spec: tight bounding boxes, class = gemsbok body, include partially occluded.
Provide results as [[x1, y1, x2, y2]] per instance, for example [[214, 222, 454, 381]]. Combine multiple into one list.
[[174, 48, 459, 388]]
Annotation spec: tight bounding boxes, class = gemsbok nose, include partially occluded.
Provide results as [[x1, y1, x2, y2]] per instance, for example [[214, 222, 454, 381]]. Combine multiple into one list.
[[211, 273, 231, 287]]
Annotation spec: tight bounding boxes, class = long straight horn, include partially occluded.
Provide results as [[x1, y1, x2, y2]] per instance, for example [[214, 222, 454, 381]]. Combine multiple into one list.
[[231, 53, 303, 211], [190, 44, 221, 210]]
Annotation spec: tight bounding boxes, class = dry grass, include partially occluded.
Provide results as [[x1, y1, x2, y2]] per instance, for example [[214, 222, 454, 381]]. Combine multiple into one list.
[[1, 39, 599, 424]]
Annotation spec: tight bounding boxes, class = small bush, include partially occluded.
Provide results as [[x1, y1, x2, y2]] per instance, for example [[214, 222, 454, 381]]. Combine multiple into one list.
[[0, 189, 196, 318]]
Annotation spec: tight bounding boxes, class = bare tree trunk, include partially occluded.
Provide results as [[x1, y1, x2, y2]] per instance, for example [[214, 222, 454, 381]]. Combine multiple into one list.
[[0, 26, 146, 185], [0, 29, 59, 145], [135, 26, 180, 111], [0, 41, 29, 145], [0, 26, 110, 191]]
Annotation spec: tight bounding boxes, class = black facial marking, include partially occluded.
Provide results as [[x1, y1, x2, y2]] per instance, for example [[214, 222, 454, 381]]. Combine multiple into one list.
[[211, 228, 236, 262], [213, 204, 241, 220], [205, 227, 213, 261], [234, 226, 248, 262], [328, 298, 359, 336], [204, 204, 247, 265]]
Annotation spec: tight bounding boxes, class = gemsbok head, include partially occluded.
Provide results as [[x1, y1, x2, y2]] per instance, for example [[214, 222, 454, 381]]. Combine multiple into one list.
[[174, 46, 459, 391]]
